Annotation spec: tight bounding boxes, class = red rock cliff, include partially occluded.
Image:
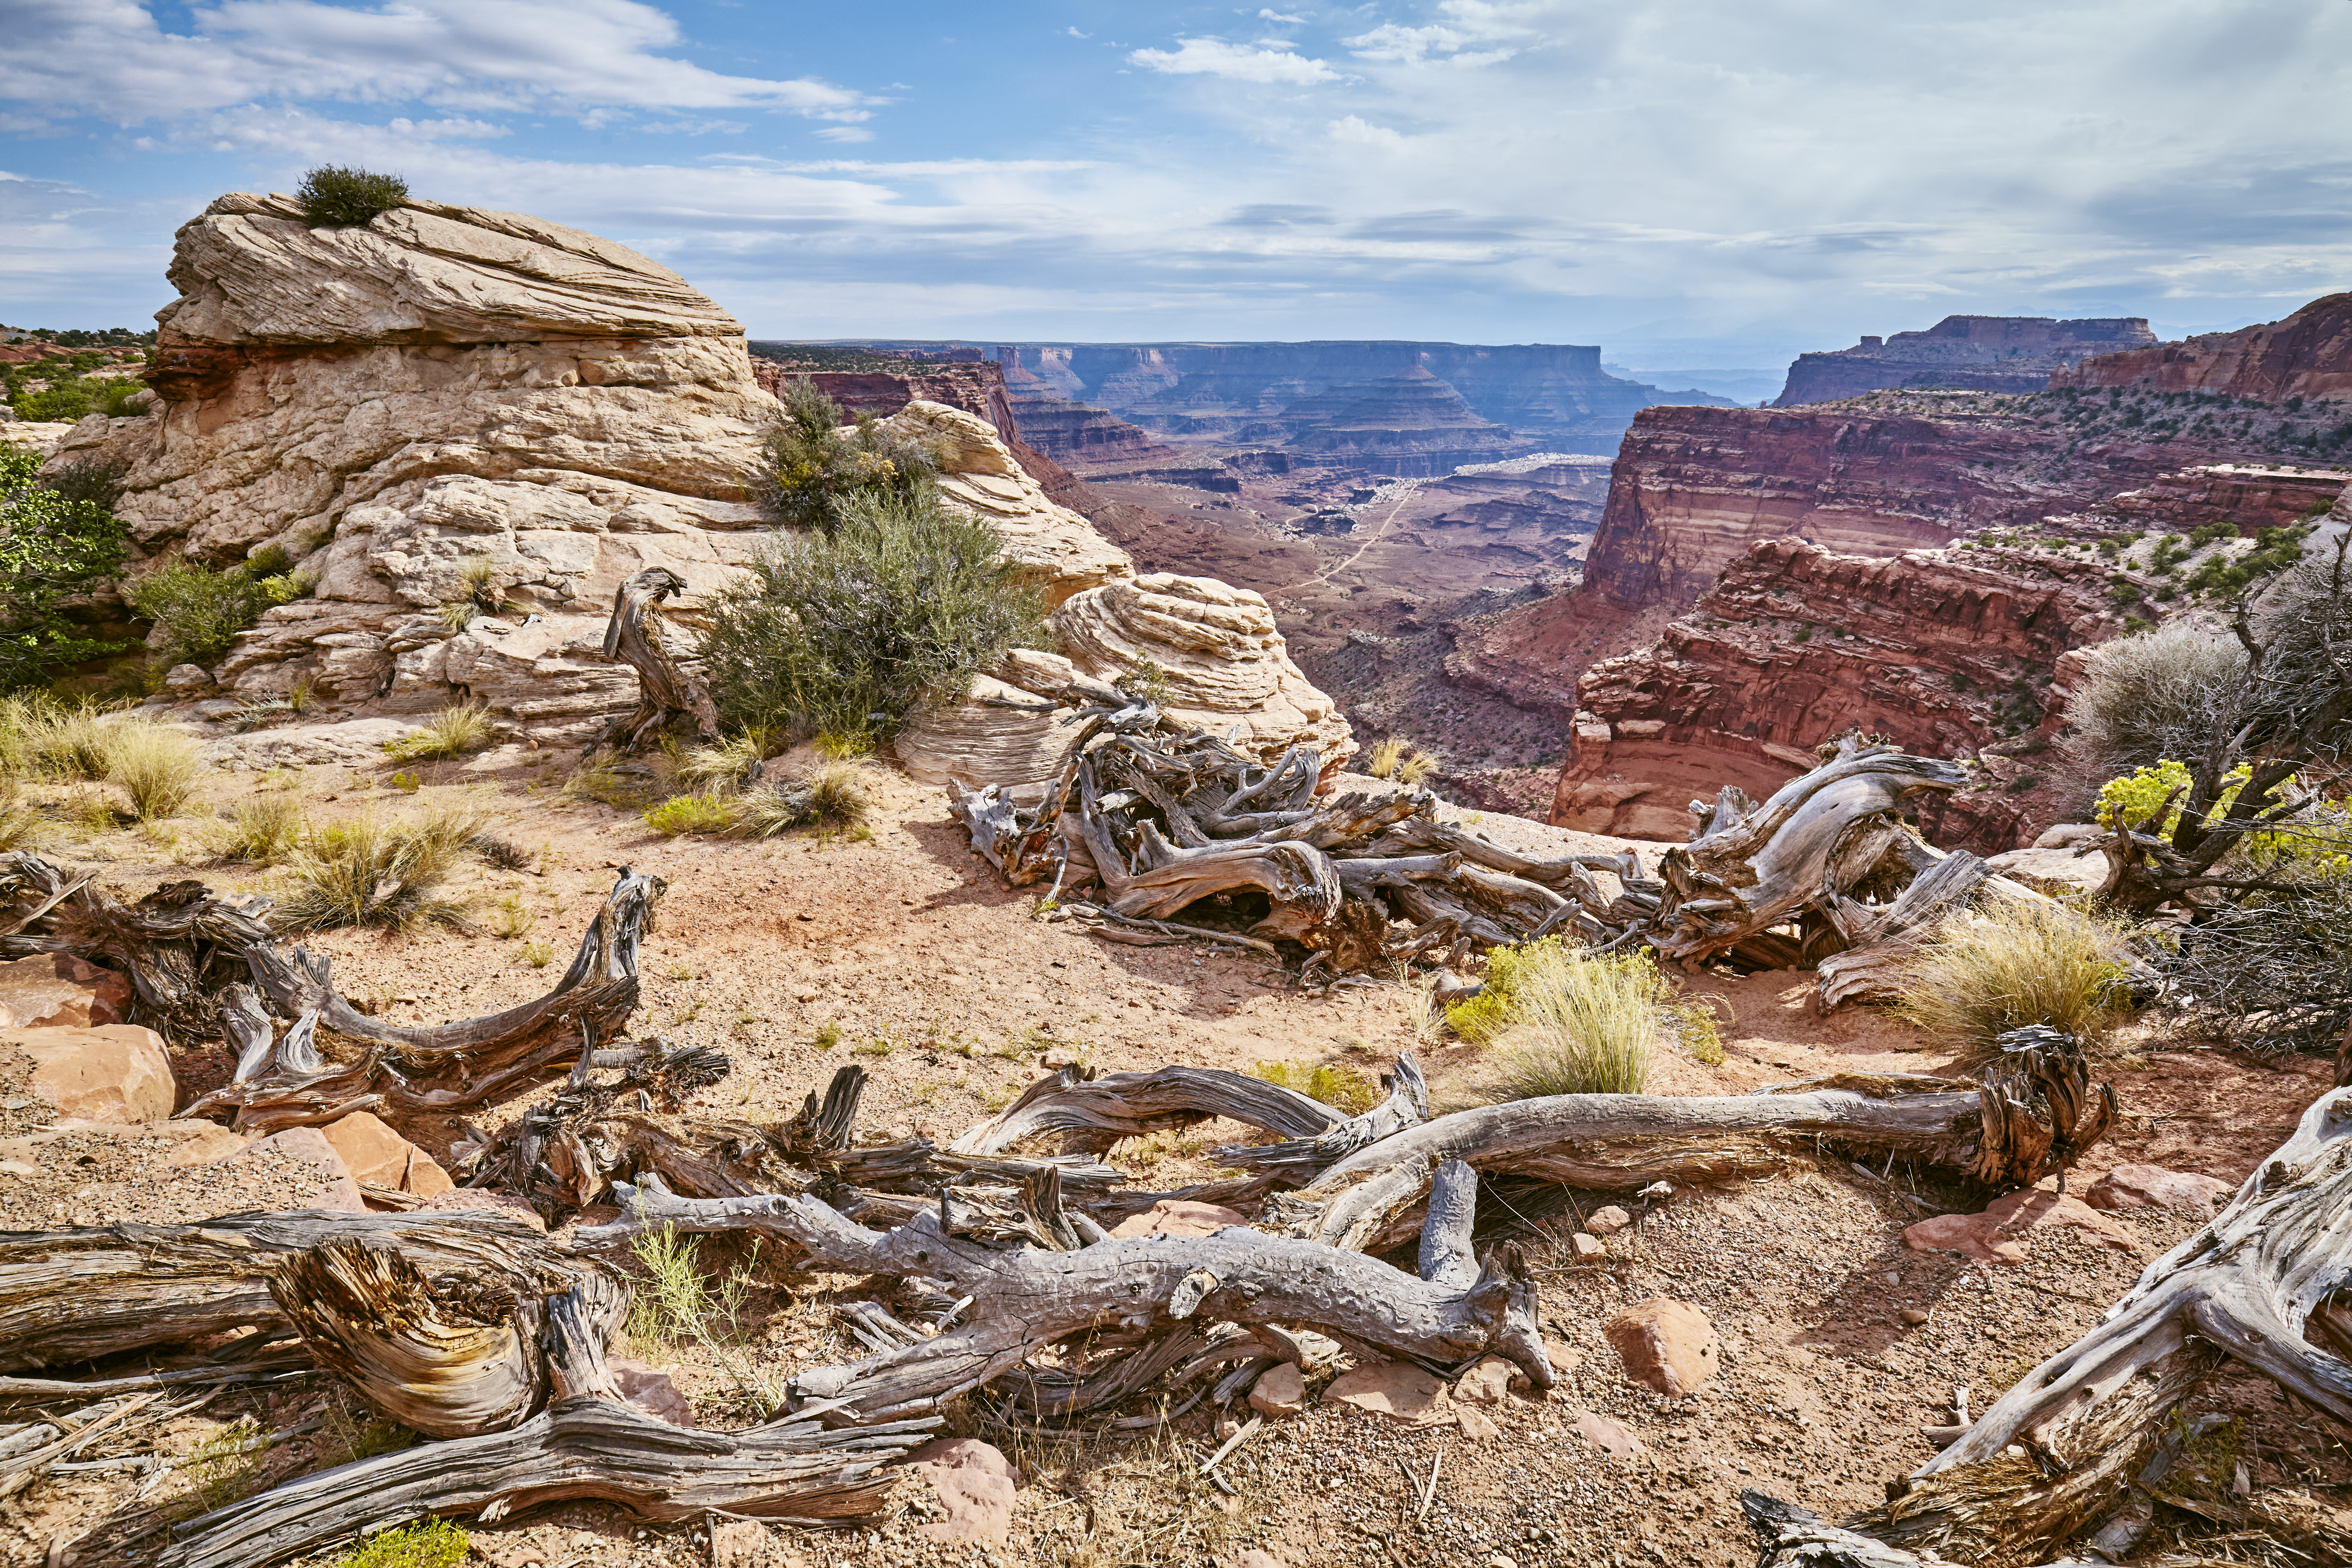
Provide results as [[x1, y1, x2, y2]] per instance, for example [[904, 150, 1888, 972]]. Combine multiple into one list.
[[1549, 539, 2121, 847], [2052, 293, 2352, 403]]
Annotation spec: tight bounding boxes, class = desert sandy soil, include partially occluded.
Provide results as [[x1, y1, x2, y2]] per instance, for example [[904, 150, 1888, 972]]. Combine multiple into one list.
[[5, 744, 2345, 1568]]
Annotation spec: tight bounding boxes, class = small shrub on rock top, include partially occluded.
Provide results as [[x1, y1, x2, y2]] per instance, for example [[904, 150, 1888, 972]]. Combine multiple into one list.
[[754, 377, 938, 532], [297, 165, 411, 228], [701, 488, 1046, 740]]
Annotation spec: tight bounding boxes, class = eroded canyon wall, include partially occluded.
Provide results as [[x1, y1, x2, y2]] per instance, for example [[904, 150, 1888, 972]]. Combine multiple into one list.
[[2053, 293, 2352, 403]]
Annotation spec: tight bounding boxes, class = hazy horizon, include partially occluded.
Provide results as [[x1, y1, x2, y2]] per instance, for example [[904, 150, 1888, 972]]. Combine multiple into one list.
[[7, 0, 2351, 372]]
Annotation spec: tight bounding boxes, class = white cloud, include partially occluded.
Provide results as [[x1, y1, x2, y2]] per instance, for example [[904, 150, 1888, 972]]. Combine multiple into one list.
[[1259, 10, 1308, 23], [813, 126, 875, 143], [1128, 38, 1339, 84], [1328, 116, 1407, 149], [0, 0, 877, 122], [1067, 26, 1090, 39], [1346, 0, 1542, 66]]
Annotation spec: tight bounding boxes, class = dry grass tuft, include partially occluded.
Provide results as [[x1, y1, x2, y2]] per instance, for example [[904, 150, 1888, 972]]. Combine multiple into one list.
[[100, 718, 204, 819], [1891, 897, 2136, 1060], [276, 801, 486, 934], [383, 702, 493, 763], [1454, 939, 1673, 1101], [212, 793, 304, 863]]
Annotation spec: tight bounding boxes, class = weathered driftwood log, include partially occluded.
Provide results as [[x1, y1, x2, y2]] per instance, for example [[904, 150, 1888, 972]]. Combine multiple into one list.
[[271, 1239, 578, 1438], [586, 567, 721, 757], [0, 1211, 569, 1374], [949, 1063, 1345, 1158], [578, 1161, 1551, 1425], [1279, 1050, 2114, 1251], [1858, 1084, 2352, 1562], [1643, 738, 1968, 967], [160, 1281, 930, 1568], [182, 869, 664, 1131], [949, 706, 1609, 971]]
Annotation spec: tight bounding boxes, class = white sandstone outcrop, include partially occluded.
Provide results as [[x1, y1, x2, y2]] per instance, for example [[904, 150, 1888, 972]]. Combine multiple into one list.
[[894, 574, 1354, 789], [61, 190, 1347, 768], [873, 402, 1133, 606]]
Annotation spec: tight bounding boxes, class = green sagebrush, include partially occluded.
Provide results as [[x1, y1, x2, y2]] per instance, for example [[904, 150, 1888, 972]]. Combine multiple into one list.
[[126, 548, 308, 669], [754, 377, 938, 532], [0, 443, 128, 689], [700, 488, 1046, 740], [298, 165, 410, 228]]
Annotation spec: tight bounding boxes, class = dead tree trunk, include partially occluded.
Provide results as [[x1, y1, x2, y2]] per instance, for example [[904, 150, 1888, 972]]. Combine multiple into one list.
[[576, 1160, 1552, 1425], [587, 567, 720, 757], [159, 1280, 930, 1568], [0, 1211, 569, 1374], [1856, 1084, 2352, 1562], [1270, 1051, 2113, 1251]]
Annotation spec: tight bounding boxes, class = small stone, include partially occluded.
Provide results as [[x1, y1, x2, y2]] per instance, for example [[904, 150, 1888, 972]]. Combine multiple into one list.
[[1324, 1359, 1451, 1425], [1236, 1552, 1288, 1568], [1604, 1298, 1719, 1398], [1454, 1354, 1518, 1405], [1585, 1205, 1632, 1235], [608, 1354, 695, 1425], [1899, 1308, 1930, 1326], [796, 990, 819, 1002], [1571, 1408, 1647, 1458], [163, 663, 215, 694], [903, 1438, 1017, 1546], [1456, 1406, 1502, 1441], [1215, 1410, 1242, 1441], [1570, 1232, 1606, 1260], [1905, 1189, 2143, 1266], [1543, 1339, 1581, 1374], [1488, 1555, 1519, 1568], [318, 1110, 453, 1195], [1248, 1362, 1305, 1417], [2085, 1164, 2230, 1212], [1109, 1199, 1248, 1239]]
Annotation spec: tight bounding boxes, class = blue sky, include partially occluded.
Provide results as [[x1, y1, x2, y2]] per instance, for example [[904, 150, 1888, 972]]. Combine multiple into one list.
[[6, 0, 2352, 374]]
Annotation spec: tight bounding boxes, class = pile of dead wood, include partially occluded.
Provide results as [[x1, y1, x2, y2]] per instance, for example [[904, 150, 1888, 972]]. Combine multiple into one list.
[[0, 847, 2341, 1568], [949, 720, 2059, 999]]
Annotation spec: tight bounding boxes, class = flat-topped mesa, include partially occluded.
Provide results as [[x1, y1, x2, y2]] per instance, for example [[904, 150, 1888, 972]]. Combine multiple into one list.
[[1774, 315, 2155, 407], [2052, 293, 2352, 403], [1549, 538, 2123, 850]]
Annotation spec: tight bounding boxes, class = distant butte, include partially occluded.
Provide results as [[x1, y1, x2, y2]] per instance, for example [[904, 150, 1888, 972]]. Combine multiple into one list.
[[1774, 314, 2157, 406]]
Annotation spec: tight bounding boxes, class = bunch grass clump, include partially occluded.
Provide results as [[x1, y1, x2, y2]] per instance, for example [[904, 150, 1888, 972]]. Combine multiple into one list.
[[643, 760, 877, 839], [297, 165, 410, 229], [100, 718, 203, 819], [326, 1519, 465, 1568], [384, 702, 493, 763], [276, 802, 486, 934], [1891, 897, 2135, 1060], [1462, 941, 1673, 1100]]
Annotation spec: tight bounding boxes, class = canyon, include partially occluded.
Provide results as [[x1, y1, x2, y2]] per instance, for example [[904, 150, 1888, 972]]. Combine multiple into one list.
[[744, 300, 2352, 851]]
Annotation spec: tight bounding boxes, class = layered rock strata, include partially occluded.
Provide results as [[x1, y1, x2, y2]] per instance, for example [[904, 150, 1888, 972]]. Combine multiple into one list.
[[1775, 316, 2154, 406], [2053, 293, 2352, 403], [1547, 539, 2122, 847], [896, 573, 1353, 789], [1577, 399, 2303, 612]]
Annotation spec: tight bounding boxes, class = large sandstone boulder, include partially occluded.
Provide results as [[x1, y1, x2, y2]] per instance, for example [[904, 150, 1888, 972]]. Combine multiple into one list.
[[1053, 574, 1352, 762], [0, 954, 130, 1030], [62, 191, 778, 742], [8, 1024, 175, 1123], [874, 402, 1133, 606]]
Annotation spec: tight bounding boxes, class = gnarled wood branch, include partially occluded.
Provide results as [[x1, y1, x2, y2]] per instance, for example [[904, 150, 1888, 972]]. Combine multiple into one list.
[[587, 567, 720, 757]]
